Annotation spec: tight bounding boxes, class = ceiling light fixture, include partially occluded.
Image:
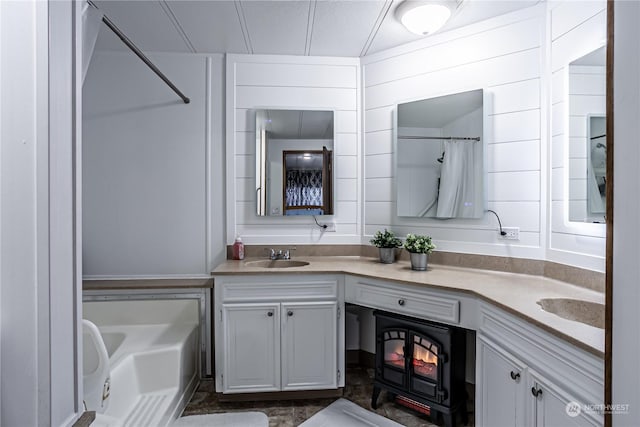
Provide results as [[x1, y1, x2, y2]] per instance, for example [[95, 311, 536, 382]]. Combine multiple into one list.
[[395, 0, 456, 36]]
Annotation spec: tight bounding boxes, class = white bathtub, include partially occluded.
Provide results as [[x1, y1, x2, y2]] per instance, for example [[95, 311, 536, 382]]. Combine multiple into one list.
[[84, 300, 200, 427]]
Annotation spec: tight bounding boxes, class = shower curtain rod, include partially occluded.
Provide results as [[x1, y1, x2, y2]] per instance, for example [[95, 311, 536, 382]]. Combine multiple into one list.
[[87, 1, 190, 104], [398, 135, 480, 141]]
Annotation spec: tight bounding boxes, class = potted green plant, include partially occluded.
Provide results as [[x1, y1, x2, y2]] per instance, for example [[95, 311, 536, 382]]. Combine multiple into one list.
[[403, 234, 435, 271], [370, 229, 402, 264]]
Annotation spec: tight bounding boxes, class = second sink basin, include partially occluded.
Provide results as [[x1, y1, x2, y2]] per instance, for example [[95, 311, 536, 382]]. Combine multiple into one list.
[[245, 259, 310, 268], [537, 298, 604, 329]]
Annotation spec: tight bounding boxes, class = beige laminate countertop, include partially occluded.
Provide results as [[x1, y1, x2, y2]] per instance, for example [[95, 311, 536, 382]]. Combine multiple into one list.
[[213, 256, 605, 357]]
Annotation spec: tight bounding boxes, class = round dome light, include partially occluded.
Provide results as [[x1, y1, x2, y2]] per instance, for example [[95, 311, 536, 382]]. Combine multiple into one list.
[[397, 2, 452, 35]]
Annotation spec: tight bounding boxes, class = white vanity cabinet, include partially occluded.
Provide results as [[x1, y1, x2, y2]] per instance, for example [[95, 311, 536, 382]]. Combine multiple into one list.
[[281, 301, 338, 390], [477, 336, 527, 427], [214, 275, 344, 394], [222, 303, 281, 392], [477, 304, 604, 427]]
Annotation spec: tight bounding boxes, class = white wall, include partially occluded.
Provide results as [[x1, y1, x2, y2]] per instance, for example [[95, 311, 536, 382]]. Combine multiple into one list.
[[548, 1, 606, 271], [613, 2, 640, 424], [362, 6, 546, 260], [226, 54, 361, 244], [83, 52, 225, 277], [396, 127, 443, 217], [1, 0, 82, 424]]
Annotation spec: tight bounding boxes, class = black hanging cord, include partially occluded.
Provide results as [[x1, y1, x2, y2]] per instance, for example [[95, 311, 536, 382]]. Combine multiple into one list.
[[486, 209, 507, 236], [313, 215, 328, 230]]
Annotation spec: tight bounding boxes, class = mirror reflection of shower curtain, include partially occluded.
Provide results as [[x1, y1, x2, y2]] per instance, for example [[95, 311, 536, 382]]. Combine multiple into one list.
[[82, 3, 104, 84], [285, 170, 323, 207], [436, 140, 478, 218]]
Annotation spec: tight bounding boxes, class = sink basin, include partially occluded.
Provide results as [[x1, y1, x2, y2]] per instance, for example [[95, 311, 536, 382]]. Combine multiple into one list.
[[244, 260, 310, 268], [537, 298, 604, 329]]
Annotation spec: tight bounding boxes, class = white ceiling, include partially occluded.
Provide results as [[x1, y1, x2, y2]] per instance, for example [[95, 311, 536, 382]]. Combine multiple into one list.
[[398, 89, 482, 128], [94, 0, 540, 57], [263, 109, 334, 139], [571, 46, 606, 67]]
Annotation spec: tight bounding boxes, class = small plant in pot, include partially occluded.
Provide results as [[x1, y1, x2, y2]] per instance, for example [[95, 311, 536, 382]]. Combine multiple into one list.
[[403, 234, 436, 271], [370, 229, 402, 264]]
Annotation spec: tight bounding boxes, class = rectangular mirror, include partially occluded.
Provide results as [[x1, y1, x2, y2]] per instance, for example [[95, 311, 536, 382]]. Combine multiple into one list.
[[567, 46, 606, 223], [395, 89, 484, 218], [255, 109, 334, 216]]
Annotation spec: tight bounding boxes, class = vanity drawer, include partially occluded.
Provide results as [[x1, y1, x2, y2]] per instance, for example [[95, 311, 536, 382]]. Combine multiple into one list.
[[350, 279, 460, 324], [219, 277, 339, 302]]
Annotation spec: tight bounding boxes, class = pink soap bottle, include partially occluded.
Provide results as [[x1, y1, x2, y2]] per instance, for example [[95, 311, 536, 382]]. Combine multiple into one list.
[[232, 236, 245, 260]]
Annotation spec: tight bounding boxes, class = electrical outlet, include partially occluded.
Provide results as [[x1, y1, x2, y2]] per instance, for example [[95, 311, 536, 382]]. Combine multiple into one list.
[[502, 227, 520, 240], [324, 221, 337, 232]]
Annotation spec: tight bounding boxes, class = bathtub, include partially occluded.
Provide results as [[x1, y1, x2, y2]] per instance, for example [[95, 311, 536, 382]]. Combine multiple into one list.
[[83, 299, 200, 427]]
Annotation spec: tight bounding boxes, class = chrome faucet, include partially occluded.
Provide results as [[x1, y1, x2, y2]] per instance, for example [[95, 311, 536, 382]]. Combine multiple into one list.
[[266, 247, 296, 260]]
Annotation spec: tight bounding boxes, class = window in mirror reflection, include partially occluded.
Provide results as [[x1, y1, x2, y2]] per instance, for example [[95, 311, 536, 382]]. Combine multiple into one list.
[[396, 89, 484, 219], [567, 46, 606, 223], [255, 109, 334, 216]]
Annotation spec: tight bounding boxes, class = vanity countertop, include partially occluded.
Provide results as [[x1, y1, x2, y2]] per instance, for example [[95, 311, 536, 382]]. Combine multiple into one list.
[[213, 256, 605, 357]]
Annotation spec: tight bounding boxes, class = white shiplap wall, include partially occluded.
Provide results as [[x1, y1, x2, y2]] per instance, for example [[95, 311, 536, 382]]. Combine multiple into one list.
[[548, 1, 606, 271], [226, 54, 361, 244], [362, 6, 546, 260]]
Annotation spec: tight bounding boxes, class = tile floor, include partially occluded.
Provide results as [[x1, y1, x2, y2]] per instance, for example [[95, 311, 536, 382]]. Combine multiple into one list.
[[182, 367, 475, 427]]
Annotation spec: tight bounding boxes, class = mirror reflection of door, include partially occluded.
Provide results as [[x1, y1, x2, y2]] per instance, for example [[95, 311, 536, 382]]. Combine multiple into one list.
[[282, 147, 333, 215], [322, 146, 333, 214], [587, 115, 606, 220], [567, 46, 605, 223]]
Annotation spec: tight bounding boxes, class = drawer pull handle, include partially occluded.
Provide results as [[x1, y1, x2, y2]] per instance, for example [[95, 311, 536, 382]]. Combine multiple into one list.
[[510, 371, 520, 381], [531, 387, 542, 397], [288, 311, 294, 317], [267, 311, 274, 317], [398, 299, 405, 306]]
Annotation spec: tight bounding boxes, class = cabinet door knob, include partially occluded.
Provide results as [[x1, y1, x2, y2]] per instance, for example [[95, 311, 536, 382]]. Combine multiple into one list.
[[267, 311, 273, 317], [510, 371, 520, 381], [398, 299, 405, 306], [288, 311, 294, 317], [531, 387, 542, 397]]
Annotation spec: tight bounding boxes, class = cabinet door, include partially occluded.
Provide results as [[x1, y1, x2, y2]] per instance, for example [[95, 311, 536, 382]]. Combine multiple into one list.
[[529, 369, 601, 427], [477, 337, 527, 427], [281, 301, 338, 391], [222, 303, 280, 393]]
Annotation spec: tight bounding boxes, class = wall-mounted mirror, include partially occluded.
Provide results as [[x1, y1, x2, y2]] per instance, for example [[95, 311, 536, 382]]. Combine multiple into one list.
[[567, 46, 606, 223], [395, 89, 484, 218], [255, 109, 334, 216]]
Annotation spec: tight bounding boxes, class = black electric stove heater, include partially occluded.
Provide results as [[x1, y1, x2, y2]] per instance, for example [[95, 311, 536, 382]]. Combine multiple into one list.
[[371, 310, 467, 427]]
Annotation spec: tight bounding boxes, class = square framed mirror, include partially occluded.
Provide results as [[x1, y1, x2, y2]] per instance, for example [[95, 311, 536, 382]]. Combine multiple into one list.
[[255, 109, 334, 216]]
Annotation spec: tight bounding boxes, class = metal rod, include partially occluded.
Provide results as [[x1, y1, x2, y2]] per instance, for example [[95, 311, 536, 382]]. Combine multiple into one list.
[[89, 2, 190, 104], [591, 134, 606, 140], [398, 135, 481, 141]]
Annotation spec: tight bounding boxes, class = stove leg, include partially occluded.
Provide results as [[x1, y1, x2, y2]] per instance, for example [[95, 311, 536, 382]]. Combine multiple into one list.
[[461, 408, 469, 426], [371, 386, 381, 409], [443, 412, 454, 427], [430, 410, 441, 425]]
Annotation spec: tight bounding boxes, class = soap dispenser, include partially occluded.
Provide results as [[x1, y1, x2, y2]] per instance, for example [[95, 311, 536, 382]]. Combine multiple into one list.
[[232, 236, 245, 260]]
